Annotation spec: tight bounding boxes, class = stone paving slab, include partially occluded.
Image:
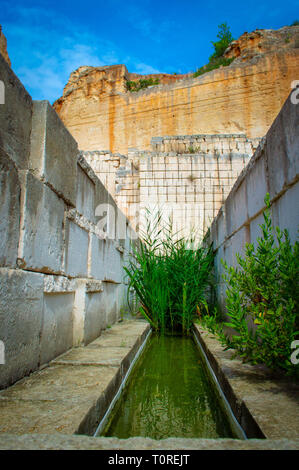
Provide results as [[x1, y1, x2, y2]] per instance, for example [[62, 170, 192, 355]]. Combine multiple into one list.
[[0, 320, 150, 436], [0, 434, 298, 450], [52, 347, 132, 366], [194, 325, 299, 440]]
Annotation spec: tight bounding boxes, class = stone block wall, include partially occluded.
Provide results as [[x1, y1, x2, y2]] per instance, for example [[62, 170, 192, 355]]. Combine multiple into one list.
[[83, 135, 260, 239], [208, 91, 299, 311], [0, 55, 134, 389]]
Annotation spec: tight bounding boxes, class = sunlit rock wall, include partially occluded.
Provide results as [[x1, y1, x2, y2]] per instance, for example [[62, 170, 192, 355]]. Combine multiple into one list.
[[54, 49, 299, 154]]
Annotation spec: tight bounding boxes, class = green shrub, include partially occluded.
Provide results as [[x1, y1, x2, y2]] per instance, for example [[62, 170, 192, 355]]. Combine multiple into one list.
[[124, 210, 215, 335], [193, 57, 234, 78], [126, 78, 160, 92], [290, 20, 299, 26], [202, 194, 299, 378]]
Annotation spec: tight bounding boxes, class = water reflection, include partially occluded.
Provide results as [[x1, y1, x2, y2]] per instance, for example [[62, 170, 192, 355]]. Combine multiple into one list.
[[102, 334, 235, 439]]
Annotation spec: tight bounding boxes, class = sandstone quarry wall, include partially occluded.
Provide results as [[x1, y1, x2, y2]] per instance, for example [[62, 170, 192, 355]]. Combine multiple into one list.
[[208, 91, 299, 312], [54, 50, 299, 154], [0, 55, 135, 389]]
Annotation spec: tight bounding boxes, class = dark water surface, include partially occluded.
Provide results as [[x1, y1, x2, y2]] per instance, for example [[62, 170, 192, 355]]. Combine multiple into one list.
[[102, 334, 236, 439]]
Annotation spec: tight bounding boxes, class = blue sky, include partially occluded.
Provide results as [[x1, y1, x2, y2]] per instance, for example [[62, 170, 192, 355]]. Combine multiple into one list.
[[1, 0, 298, 102]]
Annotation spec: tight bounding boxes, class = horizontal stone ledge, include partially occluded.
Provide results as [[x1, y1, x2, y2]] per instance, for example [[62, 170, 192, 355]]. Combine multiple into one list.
[[0, 320, 150, 437], [43, 275, 77, 293], [0, 434, 297, 450]]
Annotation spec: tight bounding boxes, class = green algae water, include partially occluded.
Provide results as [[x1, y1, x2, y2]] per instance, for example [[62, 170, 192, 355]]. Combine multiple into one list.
[[102, 334, 236, 439]]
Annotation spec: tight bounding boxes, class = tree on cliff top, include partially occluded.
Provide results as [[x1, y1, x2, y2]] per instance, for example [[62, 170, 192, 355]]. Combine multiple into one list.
[[210, 22, 234, 60], [193, 23, 234, 78]]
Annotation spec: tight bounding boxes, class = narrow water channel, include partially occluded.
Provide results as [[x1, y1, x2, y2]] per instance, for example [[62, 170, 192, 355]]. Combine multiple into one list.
[[102, 334, 237, 439]]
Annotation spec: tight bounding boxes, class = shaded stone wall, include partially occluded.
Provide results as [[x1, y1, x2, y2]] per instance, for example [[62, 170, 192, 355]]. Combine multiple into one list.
[[0, 55, 134, 389], [208, 91, 299, 311], [83, 135, 260, 239]]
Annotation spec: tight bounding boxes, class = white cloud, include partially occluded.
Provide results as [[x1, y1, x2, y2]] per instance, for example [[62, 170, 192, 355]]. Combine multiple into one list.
[[2, 2, 163, 102]]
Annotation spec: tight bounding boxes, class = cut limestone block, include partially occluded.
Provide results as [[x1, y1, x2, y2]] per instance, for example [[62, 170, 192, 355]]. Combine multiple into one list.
[[40, 292, 75, 365], [29, 100, 78, 207], [18, 171, 65, 274], [76, 165, 96, 222], [0, 268, 44, 389], [0, 54, 33, 169], [0, 152, 20, 267], [64, 220, 89, 278]]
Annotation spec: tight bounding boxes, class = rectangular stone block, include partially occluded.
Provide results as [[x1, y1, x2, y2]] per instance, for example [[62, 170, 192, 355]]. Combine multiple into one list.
[[76, 165, 96, 221], [29, 100, 78, 206], [0, 151, 20, 267], [282, 92, 299, 185], [246, 154, 268, 219], [89, 233, 105, 280], [40, 292, 74, 365], [18, 172, 65, 274], [272, 182, 299, 245], [266, 111, 288, 199], [84, 292, 106, 344], [0, 55, 32, 169], [225, 180, 248, 235], [65, 221, 89, 277], [0, 268, 44, 389]]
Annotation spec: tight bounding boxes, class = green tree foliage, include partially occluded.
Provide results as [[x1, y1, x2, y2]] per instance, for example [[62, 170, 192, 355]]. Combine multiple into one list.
[[193, 23, 234, 78], [210, 22, 234, 59], [201, 194, 299, 378], [124, 210, 214, 335]]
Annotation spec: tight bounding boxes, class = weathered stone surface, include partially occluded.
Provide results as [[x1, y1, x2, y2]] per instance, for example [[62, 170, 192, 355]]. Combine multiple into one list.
[[54, 28, 299, 154], [76, 165, 96, 221], [52, 346, 132, 366], [0, 268, 44, 389], [29, 100, 78, 206], [0, 365, 117, 434], [64, 220, 89, 277], [40, 293, 75, 365], [194, 325, 299, 440], [84, 292, 106, 344], [0, 434, 298, 450], [0, 152, 20, 267], [0, 54, 32, 169], [0, 26, 11, 66], [0, 320, 149, 435], [18, 171, 65, 274]]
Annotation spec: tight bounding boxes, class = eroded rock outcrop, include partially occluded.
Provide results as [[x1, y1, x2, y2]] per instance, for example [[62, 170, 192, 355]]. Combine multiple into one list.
[[0, 26, 11, 66], [53, 26, 299, 154]]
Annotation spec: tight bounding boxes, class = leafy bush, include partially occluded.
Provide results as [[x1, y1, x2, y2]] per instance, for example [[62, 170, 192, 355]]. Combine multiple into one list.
[[202, 194, 299, 377], [126, 78, 160, 92], [193, 23, 234, 78], [124, 210, 214, 335], [290, 20, 299, 26], [193, 57, 234, 78]]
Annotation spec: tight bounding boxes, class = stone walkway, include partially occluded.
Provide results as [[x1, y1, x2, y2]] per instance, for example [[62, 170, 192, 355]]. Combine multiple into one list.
[[0, 320, 150, 436], [0, 320, 298, 450], [194, 325, 299, 440]]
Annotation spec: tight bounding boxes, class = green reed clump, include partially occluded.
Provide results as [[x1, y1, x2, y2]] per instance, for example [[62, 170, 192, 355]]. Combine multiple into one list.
[[124, 210, 214, 335]]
